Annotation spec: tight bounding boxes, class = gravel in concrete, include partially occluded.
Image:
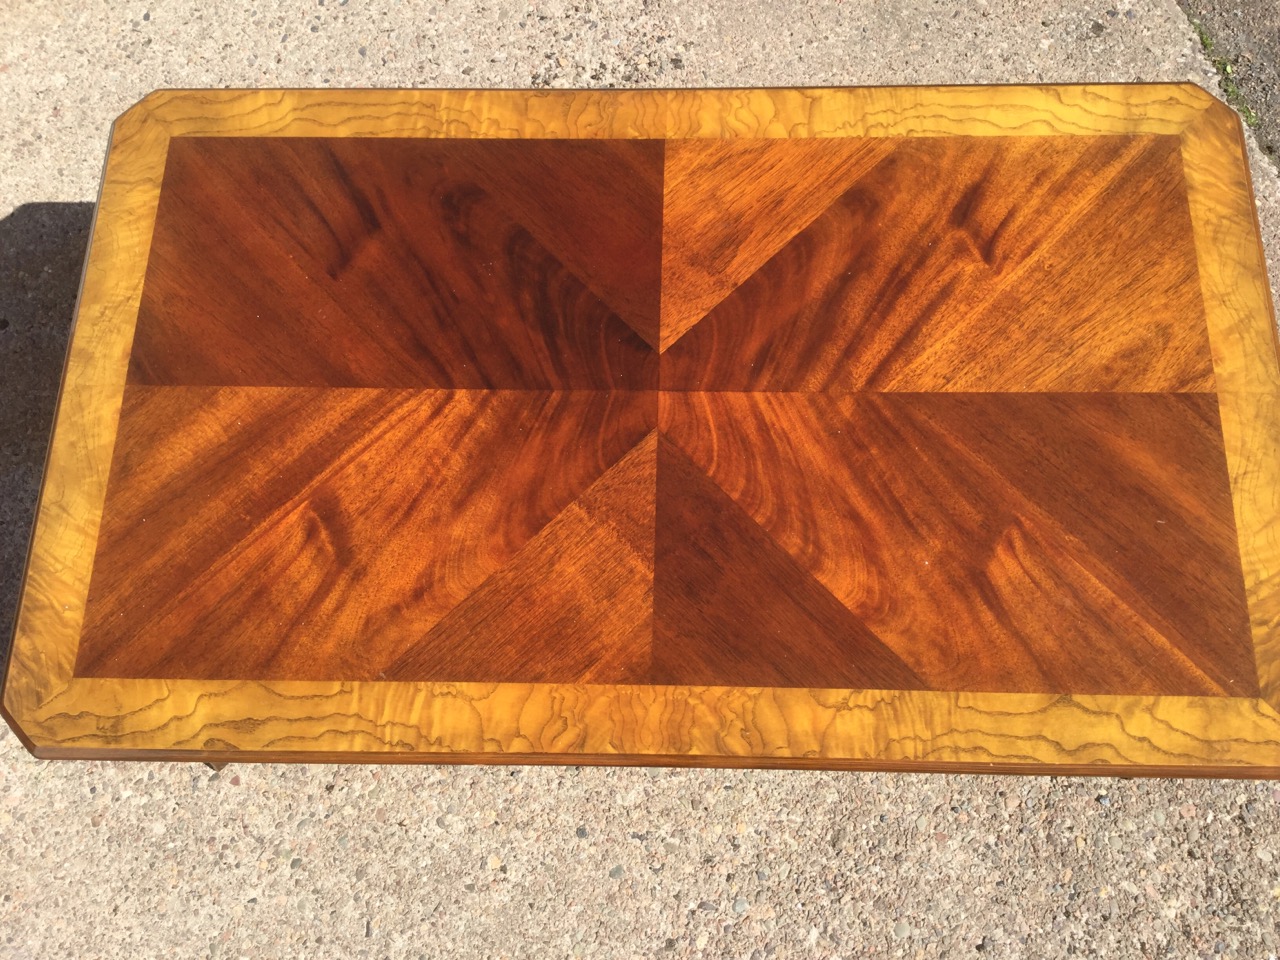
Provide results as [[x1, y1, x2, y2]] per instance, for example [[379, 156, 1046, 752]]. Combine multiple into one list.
[[2, 2, 1279, 957]]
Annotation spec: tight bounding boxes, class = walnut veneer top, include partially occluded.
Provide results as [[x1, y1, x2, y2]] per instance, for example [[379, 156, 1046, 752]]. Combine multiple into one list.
[[4, 86, 1280, 775]]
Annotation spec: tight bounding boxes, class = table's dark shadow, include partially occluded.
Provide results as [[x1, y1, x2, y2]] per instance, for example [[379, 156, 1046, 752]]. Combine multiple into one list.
[[0, 202, 94, 667]]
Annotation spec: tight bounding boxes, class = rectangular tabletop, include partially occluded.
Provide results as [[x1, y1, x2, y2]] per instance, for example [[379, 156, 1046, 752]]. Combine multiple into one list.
[[4, 85, 1280, 774]]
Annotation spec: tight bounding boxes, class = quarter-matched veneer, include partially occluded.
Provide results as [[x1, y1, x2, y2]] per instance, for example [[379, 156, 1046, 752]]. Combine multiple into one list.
[[4, 85, 1279, 775]]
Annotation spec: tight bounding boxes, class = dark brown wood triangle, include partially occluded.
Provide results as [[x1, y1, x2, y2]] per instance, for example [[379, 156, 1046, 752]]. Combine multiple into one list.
[[383, 432, 657, 684], [652, 435, 925, 689], [462, 138, 665, 350]]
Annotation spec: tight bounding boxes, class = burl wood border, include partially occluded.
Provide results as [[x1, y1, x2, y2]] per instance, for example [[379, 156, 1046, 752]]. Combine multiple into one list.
[[4, 85, 1280, 774]]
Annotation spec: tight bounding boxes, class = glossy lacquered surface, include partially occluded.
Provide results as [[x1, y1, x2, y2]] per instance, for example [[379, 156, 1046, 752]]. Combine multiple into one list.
[[5, 86, 1280, 774]]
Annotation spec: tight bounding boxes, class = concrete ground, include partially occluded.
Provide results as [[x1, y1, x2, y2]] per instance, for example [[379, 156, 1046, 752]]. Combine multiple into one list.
[[1177, 0, 1280, 163], [2, 2, 1280, 957]]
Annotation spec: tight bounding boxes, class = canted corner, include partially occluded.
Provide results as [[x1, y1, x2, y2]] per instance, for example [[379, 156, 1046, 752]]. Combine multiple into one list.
[[111, 89, 174, 135], [1, 651, 78, 760], [1179, 81, 1247, 136], [0, 686, 44, 760]]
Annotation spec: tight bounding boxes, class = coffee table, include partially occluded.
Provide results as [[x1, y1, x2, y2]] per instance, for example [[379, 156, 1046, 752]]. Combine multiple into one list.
[[4, 85, 1279, 774]]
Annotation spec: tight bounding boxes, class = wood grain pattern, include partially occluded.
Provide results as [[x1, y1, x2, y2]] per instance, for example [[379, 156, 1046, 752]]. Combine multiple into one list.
[[662, 134, 1213, 391], [652, 436, 926, 690], [659, 391, 1253, 696], [16, 680, 1280, 775], [384, 432, 657, 684], [4, 85, 1279, 776], [77, 387, 655, 680], [1180, 102, 1280, 710], [132, 137, 660, 387], [659, 138, 892, 351]]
